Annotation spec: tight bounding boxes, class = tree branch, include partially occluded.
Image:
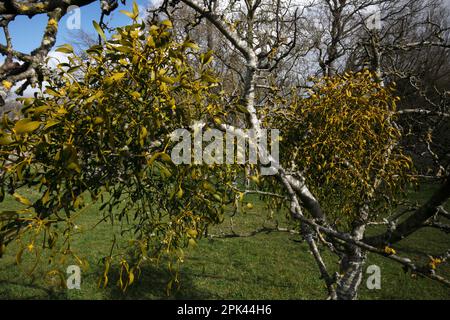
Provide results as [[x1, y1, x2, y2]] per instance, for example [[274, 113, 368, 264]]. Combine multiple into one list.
[[364, 178, 450, 246], [0, 0, 96, 16]]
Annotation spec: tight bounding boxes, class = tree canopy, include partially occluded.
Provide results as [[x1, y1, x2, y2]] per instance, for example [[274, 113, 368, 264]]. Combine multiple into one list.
[[1, 0, 449, 300]]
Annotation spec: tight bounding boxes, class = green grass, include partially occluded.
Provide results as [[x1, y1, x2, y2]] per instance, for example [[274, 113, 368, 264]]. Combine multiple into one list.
[[0, 184, 449, 299]]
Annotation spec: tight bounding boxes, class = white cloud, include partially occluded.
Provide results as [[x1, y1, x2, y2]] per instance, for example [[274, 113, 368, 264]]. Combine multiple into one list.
[[47, 50, 71, 69], [149, 0, 163, 9]]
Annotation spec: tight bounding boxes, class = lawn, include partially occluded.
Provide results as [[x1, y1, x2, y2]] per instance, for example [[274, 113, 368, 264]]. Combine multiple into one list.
[[0, 184, 449, 299]]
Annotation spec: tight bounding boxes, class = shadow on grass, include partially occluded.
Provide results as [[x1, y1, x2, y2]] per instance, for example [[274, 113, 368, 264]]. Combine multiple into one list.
[[0, 279, 69, 300], [0, 261, 213, 299], [102, 264, 214, 300]]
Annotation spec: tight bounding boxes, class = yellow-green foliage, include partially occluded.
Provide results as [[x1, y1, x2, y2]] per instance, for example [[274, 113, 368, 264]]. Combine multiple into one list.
[[0, 18, 235, 291], [267, 71, 412, 228]]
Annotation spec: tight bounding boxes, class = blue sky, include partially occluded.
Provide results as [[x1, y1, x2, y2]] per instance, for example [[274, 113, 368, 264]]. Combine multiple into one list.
[[0, 0, 153, 55]]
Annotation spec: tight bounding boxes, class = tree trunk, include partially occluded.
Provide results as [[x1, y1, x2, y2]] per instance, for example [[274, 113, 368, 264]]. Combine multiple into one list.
[[336, 246, 366, 300]]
